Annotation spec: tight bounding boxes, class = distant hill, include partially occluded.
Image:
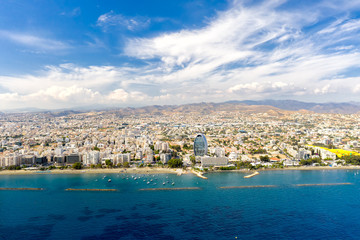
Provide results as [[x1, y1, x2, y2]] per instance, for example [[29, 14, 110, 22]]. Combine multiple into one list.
[[227, 100, 360, 114], [109, 100, 360, 116], [2, 100, 360, 115]]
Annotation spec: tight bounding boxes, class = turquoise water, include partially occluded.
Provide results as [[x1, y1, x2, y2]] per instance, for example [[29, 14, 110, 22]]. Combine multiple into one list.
[[1, 170, 360, 239]]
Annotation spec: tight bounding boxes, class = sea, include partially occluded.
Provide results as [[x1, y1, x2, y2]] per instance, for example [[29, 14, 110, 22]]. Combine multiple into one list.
[[1, 170, 360, 240]]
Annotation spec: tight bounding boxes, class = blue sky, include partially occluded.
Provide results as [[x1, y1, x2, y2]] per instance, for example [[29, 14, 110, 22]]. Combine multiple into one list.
[[1, 0, 360, 110]]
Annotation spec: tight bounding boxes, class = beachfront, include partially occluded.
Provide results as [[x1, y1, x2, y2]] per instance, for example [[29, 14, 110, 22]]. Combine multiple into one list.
[[1, 165, 360, 177], [0, 167, 187, 176]]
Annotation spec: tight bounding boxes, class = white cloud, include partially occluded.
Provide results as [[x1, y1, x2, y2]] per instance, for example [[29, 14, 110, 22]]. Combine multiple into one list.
[[97, 11, 150, 31], [354, 84, 360, 93], [0, 31, 70, 50], [2, 0, 360, 110], [0, 85, 152, 110], [314, 84, 333, 95]]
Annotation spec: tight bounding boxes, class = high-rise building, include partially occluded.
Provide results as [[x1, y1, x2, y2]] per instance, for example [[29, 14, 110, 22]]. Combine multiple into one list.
[[194, 134, 208, 156]]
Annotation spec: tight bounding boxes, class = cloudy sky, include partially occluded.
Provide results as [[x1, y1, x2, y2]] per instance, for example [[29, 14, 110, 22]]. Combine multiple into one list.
[[1, 0, 360, 110]]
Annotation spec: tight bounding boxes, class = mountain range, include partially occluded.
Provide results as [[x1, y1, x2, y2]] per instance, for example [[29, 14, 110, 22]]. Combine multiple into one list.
[[2, 100, 360, 115]]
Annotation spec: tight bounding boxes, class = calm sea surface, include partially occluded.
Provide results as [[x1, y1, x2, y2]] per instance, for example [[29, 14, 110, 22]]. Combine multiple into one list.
[[1, 170, 360, 239]]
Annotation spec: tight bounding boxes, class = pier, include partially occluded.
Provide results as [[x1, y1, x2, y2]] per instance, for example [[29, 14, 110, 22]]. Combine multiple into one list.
[[244, 171, 259, 178], [191, 169, 208, 179]]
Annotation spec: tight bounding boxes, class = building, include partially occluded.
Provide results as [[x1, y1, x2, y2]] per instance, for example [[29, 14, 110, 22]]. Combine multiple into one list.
[[201, 157, 228, 167], [228, 152, 238, 160], [160, 153, 171, 164], [296, 149, 311, 160], [214, 147, 225, 157], [65, 154, 80, 164], [194, 134, 208, 156]]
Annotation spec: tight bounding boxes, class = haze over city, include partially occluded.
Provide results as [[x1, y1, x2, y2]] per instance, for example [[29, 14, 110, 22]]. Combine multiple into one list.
[[1, 0, 360, 110]]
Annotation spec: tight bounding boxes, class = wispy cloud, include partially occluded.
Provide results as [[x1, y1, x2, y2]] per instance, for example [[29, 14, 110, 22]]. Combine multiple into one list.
[[0, 30, 70, 51], [2, 0, 360, 110], [97, 11, 150, 31], [60, 7, 81, 17]]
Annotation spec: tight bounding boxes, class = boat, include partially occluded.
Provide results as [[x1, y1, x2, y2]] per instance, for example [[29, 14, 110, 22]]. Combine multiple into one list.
[[163, 182, 166, 185], [108, 179, 112, 182]]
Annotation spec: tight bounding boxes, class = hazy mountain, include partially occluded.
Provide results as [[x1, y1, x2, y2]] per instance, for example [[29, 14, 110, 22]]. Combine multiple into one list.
[[2, 100, 360, 115], [227, 100, 360, 114]]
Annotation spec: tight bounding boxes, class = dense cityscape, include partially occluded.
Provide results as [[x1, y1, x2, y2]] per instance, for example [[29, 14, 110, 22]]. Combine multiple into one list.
[[1, 108, 360, 171]]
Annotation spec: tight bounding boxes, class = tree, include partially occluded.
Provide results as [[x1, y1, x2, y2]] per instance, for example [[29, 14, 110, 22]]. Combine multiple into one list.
[[105, 159, 113, 168], [168, 158, 183, 168], [123, 162, 130, 168], [300, 158, 322, 166], [190, 155, 196, 166], [72, 162, 82, 169], [260, 155, 270, 162], [344, 155, 360, 165], [236, 161, 252, 169], [170, 144, 182, 152]]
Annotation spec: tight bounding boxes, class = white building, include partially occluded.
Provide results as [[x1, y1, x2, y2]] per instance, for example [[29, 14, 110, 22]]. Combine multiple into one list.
[[201, 157, 228, 167], [160, 153, 171, 164]]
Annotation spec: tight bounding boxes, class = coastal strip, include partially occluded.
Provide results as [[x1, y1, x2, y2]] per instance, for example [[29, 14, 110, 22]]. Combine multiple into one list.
[[244, 171, 259, 178], [0, 187, 44, 191], [219, 185, 277, 189], [65, 188, 118, 192], [139, 187, 202, 191], [294, 183, 353, 187]]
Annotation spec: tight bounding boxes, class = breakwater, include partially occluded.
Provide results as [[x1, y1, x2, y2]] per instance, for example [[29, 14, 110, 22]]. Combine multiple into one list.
[[295, 183, 352, 187], [244, 171, 259, 178], [139, 187, 202, 191], [191, 169, 208, 179], [0, 187, 44, 191], [65, 188, 118, 191], [219, 185, 277, 189]]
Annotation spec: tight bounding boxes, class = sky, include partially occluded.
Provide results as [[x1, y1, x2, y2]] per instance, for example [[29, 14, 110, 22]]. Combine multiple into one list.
[[1, 0, 360, 110]]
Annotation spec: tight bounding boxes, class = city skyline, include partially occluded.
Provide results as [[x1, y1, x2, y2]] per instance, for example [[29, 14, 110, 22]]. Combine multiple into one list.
[[1, 0, 360, 110]]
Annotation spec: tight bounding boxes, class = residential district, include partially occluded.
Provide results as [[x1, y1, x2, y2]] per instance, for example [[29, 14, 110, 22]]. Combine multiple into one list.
[[0, 109, 360, 171]]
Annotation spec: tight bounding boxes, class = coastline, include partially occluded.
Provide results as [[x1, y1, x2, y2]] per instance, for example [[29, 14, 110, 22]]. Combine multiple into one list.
[[212, 166, 360, 173], [1, 166, 360, 176], [0, 167, 185, 176]]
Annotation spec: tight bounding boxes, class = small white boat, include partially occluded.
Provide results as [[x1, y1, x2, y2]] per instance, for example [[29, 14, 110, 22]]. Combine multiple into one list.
[[163, 182, 166, 185], [108, 179, 112, 182], [147, 181, 150, 184]]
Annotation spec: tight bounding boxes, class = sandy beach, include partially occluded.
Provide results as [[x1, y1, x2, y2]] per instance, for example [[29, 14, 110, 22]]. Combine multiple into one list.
[[0, 167, 187, 176], [1, 166, 360, 176]]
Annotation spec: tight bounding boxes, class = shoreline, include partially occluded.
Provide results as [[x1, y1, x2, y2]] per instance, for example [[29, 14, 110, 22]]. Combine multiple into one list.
[[0, 167, 185, 176], [0, 166, 360, 176]]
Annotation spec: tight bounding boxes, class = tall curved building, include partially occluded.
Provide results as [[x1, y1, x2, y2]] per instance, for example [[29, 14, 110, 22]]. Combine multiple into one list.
[[194, 134, 208, 156]]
